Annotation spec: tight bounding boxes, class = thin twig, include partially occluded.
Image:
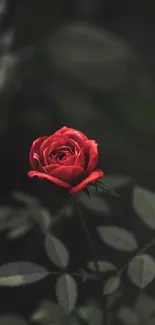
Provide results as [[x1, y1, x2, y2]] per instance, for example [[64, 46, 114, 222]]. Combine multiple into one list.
[[8, 269, 98, 281]]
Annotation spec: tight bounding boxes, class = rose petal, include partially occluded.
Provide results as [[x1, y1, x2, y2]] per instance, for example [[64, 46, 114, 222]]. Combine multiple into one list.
[[64, 130, 88, 145], [51, 165, 85, 184], [40, 137, 54, 157], [40, 135, 66, 157], [52, 126, 69, 136], [55, 145, 73, 152], [52, 127, 88, 142], [43, 148, 49, 165], [62, 155, 76, 166], [46, 141, 57, 156], [74, 148, 85, 167], [85, 140, 99, 173], [47, 156, 57, 164], [28, 171, 71, 189], [29, 136, 47, 169], [46, 135, 69, 156], [67, 138, 81, 152], [69, 169, 104, 194], [44, 164, 60, 173], [32, 153, 45, 172]]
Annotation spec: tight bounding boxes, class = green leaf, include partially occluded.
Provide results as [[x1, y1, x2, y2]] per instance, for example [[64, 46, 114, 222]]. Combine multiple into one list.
[[0, 262, 48, 286], [3, 209, 28, 229], [0, 314, 29, 325], [134, 293, 155, 322], [0, 206, 12, 219], [55, 274, 77, 313], [51, 79, 95, 132], [0, 2, 7, 19], [36, 208, 52, 232], [0, 54, 16, 92], [7, 223, 32, 240], [146, 317, 155, 325], [95, 180, 122, 199], [133, 186, 155, 229], [96, 226, 138, 251], [50, 22, 136, 92], [0, 206, 12, 230], [117, 307, 138, 325], [64, 316, 80, 325], [80, 193, 111, 216], [108, 289, 122, 308], [103, 174, 133, 190], [88, 260, 117, 272], [12, 191, 40, 207], [77, 302, 103, 325], [30, 300, 65, 323], [59, 204, 74, 219], [45, 234, 69, 269], [2, 208, 34, 236], [128, 254, 155, 289], [103, 275, 120, 295]]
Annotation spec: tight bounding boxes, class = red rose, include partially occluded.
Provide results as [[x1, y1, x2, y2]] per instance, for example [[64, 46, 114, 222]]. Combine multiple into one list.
[[28, 126, 104, 194]]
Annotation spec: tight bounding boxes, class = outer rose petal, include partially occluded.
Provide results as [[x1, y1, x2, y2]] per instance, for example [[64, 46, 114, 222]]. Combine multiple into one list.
[[53, 126, 88, 143], [64, 129, 88, 144], [69, 169, 104, 194], [52, 126, 69, 136], [85, 140, 99, 173], [51, 165, 85, 183], [28, 171, 71, 189], [29, 136, 47, 169], [32, 153, 45, 172], [43, 148, 49, 165]]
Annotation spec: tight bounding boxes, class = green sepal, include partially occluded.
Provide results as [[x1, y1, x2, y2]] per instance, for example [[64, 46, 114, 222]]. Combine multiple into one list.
[[95, 180, 123, 200]]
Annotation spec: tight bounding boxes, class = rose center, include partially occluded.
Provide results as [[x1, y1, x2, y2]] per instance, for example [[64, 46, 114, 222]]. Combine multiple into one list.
[[57, 152, 66, 160], [51, 146, 74, 164]]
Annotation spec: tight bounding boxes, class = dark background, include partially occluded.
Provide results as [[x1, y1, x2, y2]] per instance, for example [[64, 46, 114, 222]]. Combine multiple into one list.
[[0, 0, 155, 324]]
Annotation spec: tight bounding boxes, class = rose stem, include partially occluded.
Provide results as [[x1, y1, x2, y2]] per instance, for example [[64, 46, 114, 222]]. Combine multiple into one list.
[[76, 203, 108, 325]]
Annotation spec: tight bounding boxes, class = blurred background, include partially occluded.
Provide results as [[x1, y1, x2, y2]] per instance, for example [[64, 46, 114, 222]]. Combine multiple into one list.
[[0, 0, 155, 194], [0, 0, 155, 324]]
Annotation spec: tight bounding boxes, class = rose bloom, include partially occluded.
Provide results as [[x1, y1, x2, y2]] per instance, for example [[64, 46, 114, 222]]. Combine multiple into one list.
[[28, 126, 104, 194]]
